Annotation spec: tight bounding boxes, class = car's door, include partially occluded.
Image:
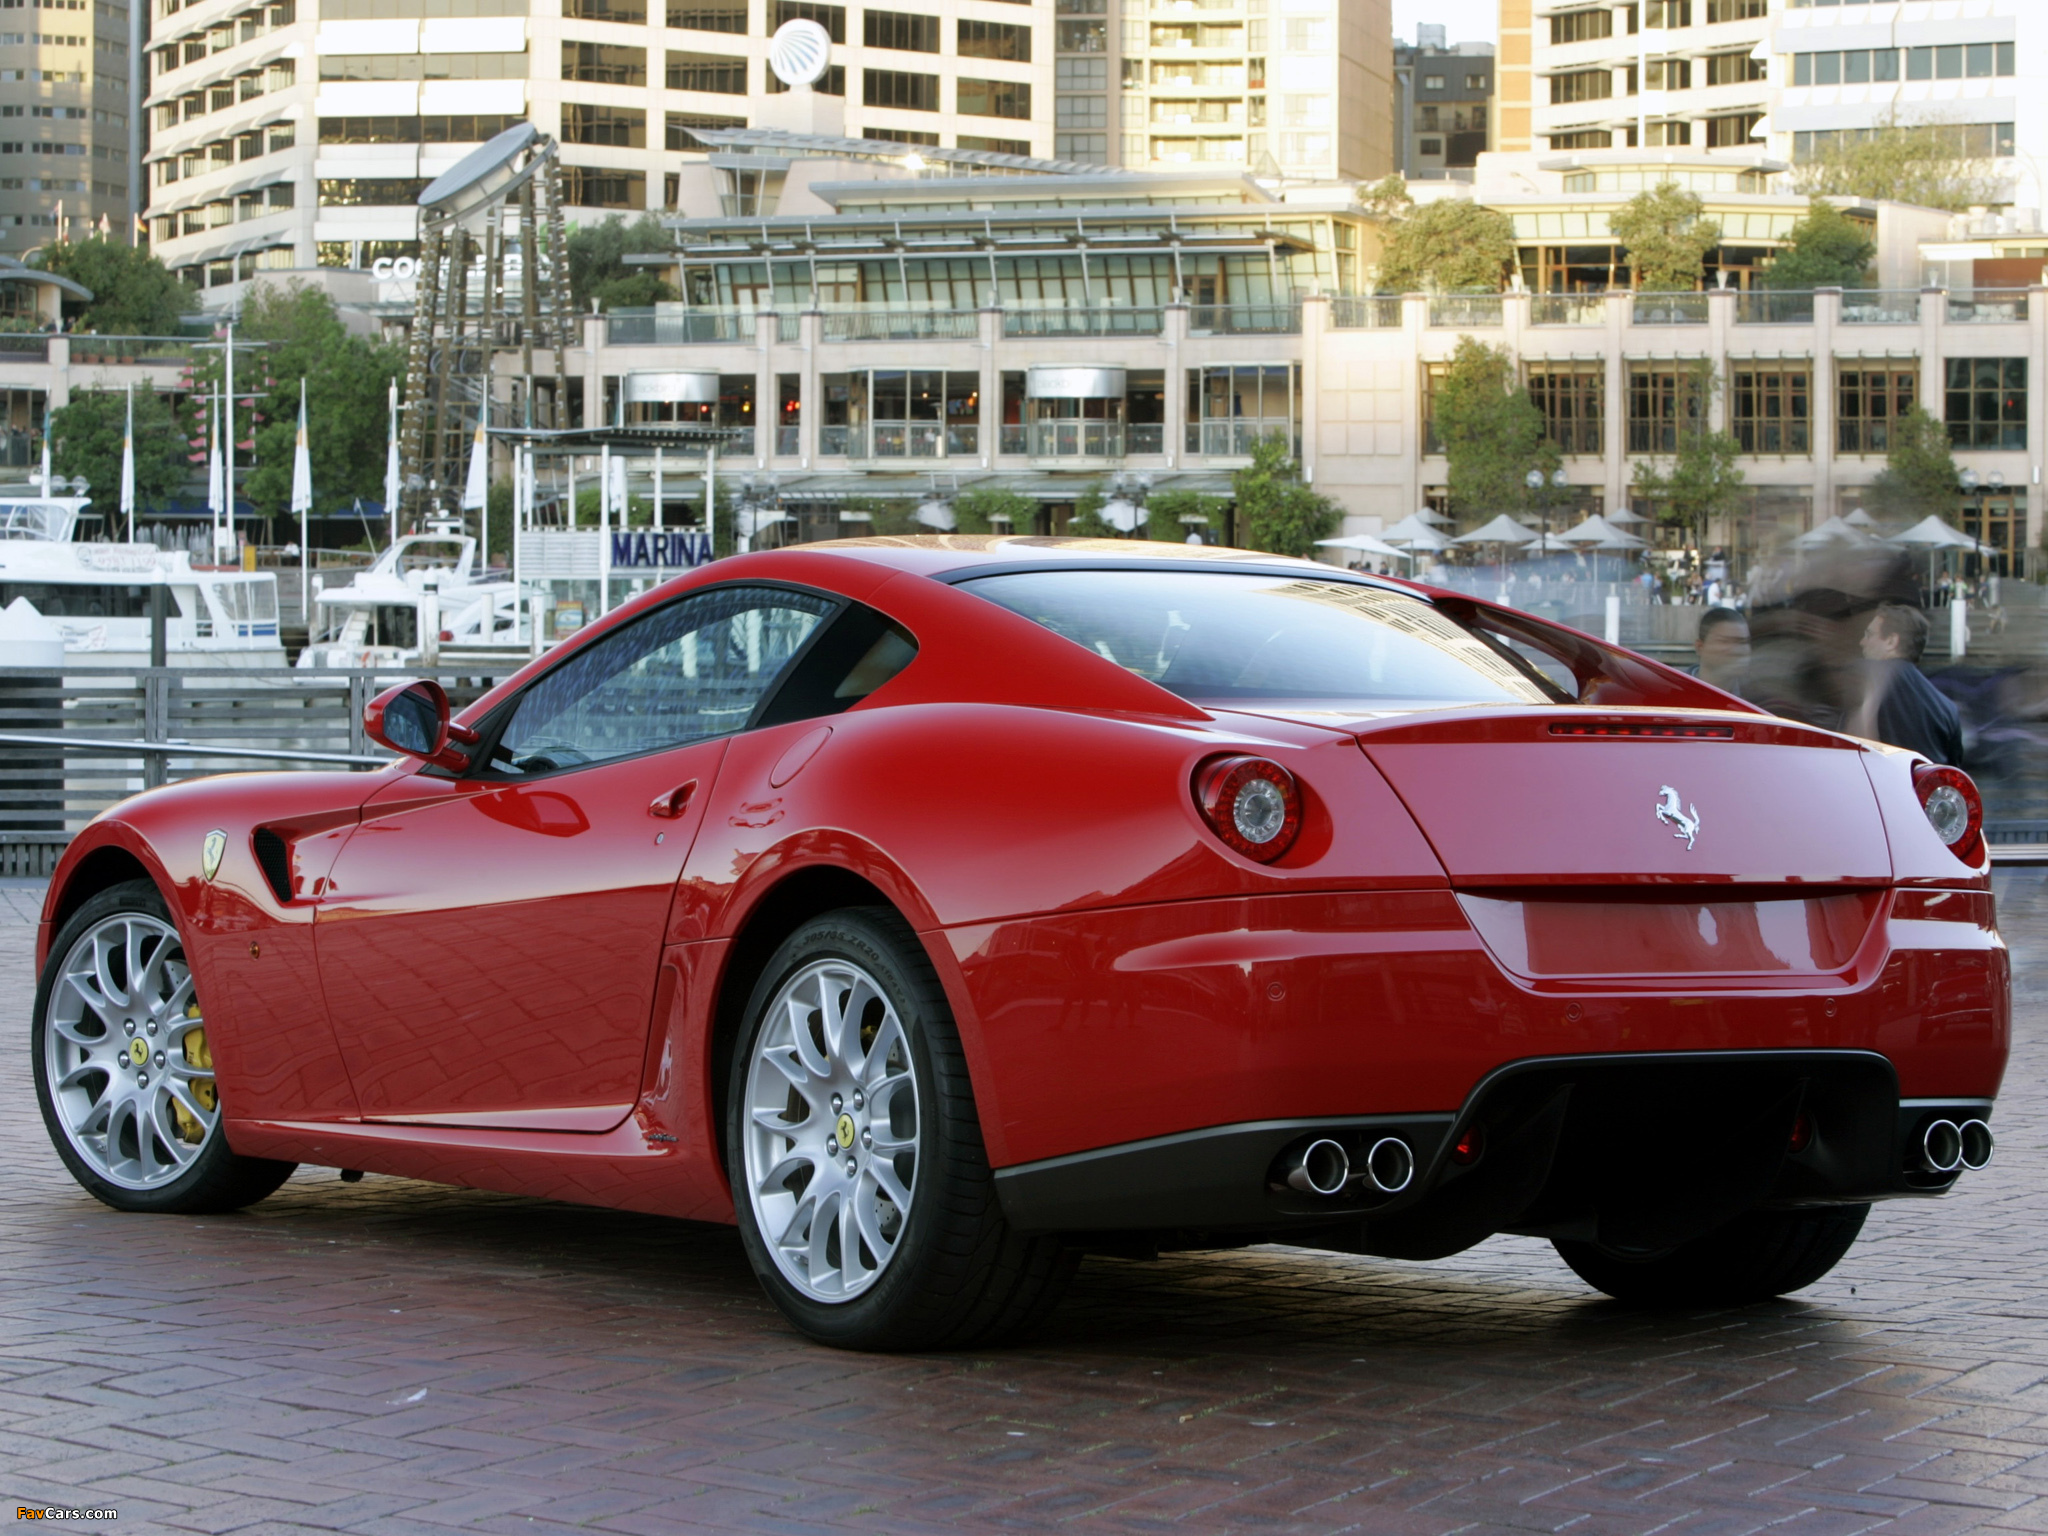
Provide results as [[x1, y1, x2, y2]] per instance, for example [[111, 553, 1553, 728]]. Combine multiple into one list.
[[313, 583, 842, 1127]]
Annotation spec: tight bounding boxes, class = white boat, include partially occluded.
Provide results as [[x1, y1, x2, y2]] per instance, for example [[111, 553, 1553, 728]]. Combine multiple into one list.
[[297, 528, 527, 669], [0, 496, 285, 669]]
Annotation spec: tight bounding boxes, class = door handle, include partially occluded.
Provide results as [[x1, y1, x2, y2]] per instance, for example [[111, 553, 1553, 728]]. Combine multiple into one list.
[[648, 780, 697, 819]]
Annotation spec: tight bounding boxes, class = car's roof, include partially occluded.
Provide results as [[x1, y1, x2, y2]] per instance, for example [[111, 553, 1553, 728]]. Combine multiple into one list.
[[793, 535, 1341, 581]]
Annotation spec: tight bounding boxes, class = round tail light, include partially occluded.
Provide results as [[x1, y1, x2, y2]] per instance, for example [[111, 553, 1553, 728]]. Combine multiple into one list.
[[1194, 755, 1302, 862], [1913, 762, 1984, 864]]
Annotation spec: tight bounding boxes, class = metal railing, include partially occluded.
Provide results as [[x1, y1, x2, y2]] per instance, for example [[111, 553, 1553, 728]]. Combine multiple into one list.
[[1529, 294, 1606, 326], [1329, 295, 1404, 329], [0, 666, 520, 839], [1029, 420, 1124, 458], [820, 424, 977, 459], [1948, 290, 2029, 323], [822, 308, 977, 341], [1129, 422, 1165, 453], [1839, 291, 1922, 325], [0, 333, 50, 359], [1003, 306, 1164, 337], [1631, 292, 1710, 325], [1429, 294, 1504, 328], [1188, 302, 1301, 335], [1734, 290, 1814, 324], [605, 308, 760, 344], [1189, 421, 1289, 457]]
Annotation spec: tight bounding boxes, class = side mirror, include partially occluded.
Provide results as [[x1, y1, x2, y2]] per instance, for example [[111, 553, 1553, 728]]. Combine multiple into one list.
[[365, 679, 474, 770]]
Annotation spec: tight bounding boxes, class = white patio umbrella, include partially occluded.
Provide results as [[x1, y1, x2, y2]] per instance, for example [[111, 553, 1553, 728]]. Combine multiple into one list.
[[1841, 507, 1879, 530], [1887, 513, 1987, 552], [1381, 513, 1453, 551], [1452, 513, 1543, 545], [1411, 505, 1450, 526], [1316, 533, 1408, 561], [1555, 513, 1647, 549], [1602, 504, 1649, 525], [1792, 514, 1871, 551]]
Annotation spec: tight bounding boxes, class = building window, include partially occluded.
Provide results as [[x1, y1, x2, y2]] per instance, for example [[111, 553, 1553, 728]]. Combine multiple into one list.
[[1416, 136, 1442, 155], [1645, 120, 1689, 146], [1627, 364, 1709, 453], [1731, 367, 1810, 455], [1705, 113, 1761, 148], [1836, 366, 1915, 455], [862, 68, 938, 109], [1055, 56, 1104, 90], [1946, 358, 2027, 450], [959, 77, 1030, 119], [862, 125, 937, 145], [1421, 74, 1443, 90], [959, 18, 1029, 60], [863, 9, 939, 52], [665, 49, 744, 91], [666, 111, 743, 149], [1465, 73, 1486, 89], [1644, 0, 1687, 24], [317, 177, 429, 205], [667, 0, 745, 31], [1549, 69, 1611, 104], [1527, 367, 1603, 456], [560, 167, 645, 208], [771, 0, 843, 41], [1905, 42, 2015, 80], [963, 133, 1030, 155], [1056, 19, 1103, 51], [1644, 58, 1688, 90], [1056, 94, 1106, 128], [766, 61, 842, 92], [1705, 0, 1763, 18], [1794, 122, 2014, 162], [1548, 128, 1611, 150], [562, 42, 644, 85], [1054, 131, 1104, 160], [562, 103, 644, 147], [1703, 51, 1764, 86], [564, 0, 643, 20]]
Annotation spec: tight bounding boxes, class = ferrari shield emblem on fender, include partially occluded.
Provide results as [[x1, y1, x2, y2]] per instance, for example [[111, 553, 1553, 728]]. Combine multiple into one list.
[[1654, 786, 1700, 850], [200, 829, 227, 881]]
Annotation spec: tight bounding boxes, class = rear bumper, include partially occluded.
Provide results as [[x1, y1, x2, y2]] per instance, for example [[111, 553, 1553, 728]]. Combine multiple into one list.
[[993, 1049, 1993, 1252]]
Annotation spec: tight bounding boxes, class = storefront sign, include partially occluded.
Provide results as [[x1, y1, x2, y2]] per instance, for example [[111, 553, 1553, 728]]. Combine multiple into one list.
[[611, 531, 716, 569]]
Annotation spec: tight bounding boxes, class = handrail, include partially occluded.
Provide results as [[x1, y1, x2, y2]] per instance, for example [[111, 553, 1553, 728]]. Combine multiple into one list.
[[0, 732, 390, 767]]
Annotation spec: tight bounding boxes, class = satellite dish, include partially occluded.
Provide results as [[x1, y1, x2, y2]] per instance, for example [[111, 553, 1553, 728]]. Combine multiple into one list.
[[769, 18, 832, 88]]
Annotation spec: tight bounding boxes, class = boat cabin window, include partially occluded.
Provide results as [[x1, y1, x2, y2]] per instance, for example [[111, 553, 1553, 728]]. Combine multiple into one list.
[[0, 582, 158, 618], [393, 540, 470, 579]]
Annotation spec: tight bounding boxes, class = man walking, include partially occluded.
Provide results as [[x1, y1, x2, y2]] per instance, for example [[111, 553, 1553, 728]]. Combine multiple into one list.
[[1851, 603, 1964, 766]]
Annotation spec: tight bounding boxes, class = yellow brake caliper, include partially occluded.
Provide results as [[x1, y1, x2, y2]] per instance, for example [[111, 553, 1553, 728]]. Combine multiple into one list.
[[170, 1003, 215, 1143]]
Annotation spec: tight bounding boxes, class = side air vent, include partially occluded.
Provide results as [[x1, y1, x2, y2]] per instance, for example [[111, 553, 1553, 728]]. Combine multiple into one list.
[[252, 828, 293, 903], [1549, 722, 1734, 740]]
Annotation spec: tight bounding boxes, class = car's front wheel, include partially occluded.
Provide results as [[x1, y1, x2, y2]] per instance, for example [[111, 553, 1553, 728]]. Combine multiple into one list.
[[728, 907, 1073, 1350], [1554, 1204, 1869, 1307], [33, 878, 296, 1214]]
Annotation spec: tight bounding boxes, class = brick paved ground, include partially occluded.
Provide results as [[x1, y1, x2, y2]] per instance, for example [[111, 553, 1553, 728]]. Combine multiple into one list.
[[3, 874, 2045, 1536]]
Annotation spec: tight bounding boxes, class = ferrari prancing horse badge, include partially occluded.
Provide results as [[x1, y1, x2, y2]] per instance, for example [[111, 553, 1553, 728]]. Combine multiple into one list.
[[201, 829, 227, 881]]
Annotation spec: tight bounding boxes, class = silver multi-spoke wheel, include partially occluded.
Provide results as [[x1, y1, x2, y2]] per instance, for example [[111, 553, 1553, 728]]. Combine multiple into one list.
[[43, 910, 220, 1191], [742, 957, 921, 1303]]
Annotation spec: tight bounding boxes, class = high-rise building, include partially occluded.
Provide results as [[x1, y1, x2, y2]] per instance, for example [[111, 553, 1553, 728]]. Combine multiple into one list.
[[1767, 0, 2038, 186], [139, 0, 1061, 293], [0, 0, 138, 256], [1393, 23, 1492, 180], [1497, 0, 1768, 159]]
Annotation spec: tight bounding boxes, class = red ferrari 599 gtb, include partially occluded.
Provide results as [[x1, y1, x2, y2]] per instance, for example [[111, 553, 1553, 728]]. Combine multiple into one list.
[[32, 538, 2006, 1349]]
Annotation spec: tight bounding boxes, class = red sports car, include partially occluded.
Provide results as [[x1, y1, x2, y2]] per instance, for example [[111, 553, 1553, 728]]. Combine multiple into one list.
[[32, 539, 2005, 1349]]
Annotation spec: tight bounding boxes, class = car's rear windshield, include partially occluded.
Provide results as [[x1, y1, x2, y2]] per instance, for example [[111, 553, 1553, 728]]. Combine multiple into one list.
[[962, 569, 1557, 709]]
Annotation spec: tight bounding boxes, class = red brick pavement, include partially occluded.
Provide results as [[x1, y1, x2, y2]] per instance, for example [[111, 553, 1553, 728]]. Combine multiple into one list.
[[2, 872, 2044, 1535]]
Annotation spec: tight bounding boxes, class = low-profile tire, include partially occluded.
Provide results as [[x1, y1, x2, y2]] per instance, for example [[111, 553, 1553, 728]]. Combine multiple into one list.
[[727, 906, 1075, 1351], [33, 878, 296, 1214], [1554, 1204, 1869, 1307]]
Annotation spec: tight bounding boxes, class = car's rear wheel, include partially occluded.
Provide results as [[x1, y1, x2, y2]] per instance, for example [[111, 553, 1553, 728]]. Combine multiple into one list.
[[728, 907, 1073, 1350], [1554, 1203, 1869, 1307], [33, 879, 296, 1214]]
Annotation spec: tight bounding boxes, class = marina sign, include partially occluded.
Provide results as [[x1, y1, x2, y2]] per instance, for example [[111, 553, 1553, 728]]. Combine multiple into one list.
[[611, 531, 716, 570]]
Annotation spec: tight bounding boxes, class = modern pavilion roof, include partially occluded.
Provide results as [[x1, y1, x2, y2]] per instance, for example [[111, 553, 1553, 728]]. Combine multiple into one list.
[[680, 127, 1140, 179]]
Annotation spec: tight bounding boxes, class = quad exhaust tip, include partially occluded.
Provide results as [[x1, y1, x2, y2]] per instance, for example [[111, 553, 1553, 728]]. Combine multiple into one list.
[[1921, 1118, 1995, 1175], [1282, 1135, 1417, 1197]]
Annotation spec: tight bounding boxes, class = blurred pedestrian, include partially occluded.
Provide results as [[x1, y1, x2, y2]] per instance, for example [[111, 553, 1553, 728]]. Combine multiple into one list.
[[1686, 606, 1750, 694], [1852, 603, 1964, 765]]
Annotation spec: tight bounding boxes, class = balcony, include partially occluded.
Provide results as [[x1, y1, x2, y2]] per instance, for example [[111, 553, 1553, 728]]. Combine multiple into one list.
[[1188, 421, 1291, 457], [1004, 306, 1164, 337], [1429, 294, 1503, 328], [819, 424, 980, 460], [1129, 423, 1165, 453], [1949, 290, 2029, 323], [1631, 292, 1710, 325], [1028, 420, 1124, 459], [1840, 291, 1921, 325], [63, 336, 195, 365], [1734, 291, 1813, 324], [1330, 295, 1403, 328], [823, 308, 977, 341], [1529, 294, 1606, 326], [0, 334, 50, 361], [1188, 302, 1300, 335], [606, 308, 759, 344]]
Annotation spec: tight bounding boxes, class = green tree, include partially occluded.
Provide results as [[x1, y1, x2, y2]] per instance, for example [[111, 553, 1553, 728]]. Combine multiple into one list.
[[48, 388, 188, 517], [1146, 487, 1224, 541], [1761, 199, 1876, 290], [841, 494, 923, 536], [1360, 174, 1413, 222], [1610, 181, 1722, 291], [953, 484, 1036, 533], [566, 213, 678, 311], [233, 281, 405, 522], [1630, 361, 1744, 556], [1374, 199, 1517, 293], [1233, 436, 1339, 557], [1792, 118, 2003, 212], [1433, 336, 1556, 523], [31, 237, 198, 335], [1864, 406, 1959, 523]]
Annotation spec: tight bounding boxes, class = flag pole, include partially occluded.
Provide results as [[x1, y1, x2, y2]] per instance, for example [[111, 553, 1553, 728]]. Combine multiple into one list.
[[119, 381, 135, 543], [291, 377, 313, 623]]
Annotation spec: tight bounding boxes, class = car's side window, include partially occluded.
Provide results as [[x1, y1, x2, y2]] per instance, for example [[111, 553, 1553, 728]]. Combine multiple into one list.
[[492, 585, 839, 774]]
